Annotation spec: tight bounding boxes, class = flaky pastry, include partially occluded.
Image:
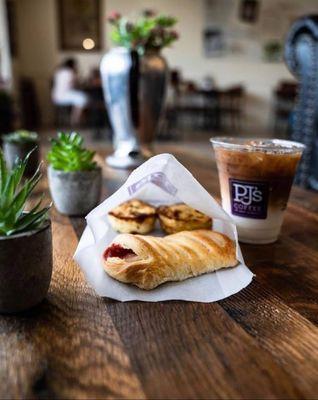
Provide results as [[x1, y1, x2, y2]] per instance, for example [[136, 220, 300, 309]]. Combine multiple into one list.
[[108, 199, 156, 234], [103, 229, 237, 289], [157, 203, 212, 234]]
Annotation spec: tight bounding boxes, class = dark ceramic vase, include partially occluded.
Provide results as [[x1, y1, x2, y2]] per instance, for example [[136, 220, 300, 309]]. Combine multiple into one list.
[[0, 220, 53, 313], [3, 141, 39, 177], [48, 166, 102, 216]]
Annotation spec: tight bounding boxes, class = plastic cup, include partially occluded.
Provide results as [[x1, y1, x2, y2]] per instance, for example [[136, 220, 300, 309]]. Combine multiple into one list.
[[210, 137, 305, 244]]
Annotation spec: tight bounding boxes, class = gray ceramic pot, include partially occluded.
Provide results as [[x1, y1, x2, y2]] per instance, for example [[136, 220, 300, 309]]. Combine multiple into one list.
[[48, 166, 102, 216], [0, 220, 52, 313], [3, 141, 39, 177]]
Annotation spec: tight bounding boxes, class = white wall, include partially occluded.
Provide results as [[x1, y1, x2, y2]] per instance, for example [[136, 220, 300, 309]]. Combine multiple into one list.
[[12, 0, 108, 125], [12, 0, 317, 130], [13, 0, 57, 124]]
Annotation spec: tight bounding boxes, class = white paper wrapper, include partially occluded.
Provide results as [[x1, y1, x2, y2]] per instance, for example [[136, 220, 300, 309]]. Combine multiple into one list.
[[74, 153, 253, 302]]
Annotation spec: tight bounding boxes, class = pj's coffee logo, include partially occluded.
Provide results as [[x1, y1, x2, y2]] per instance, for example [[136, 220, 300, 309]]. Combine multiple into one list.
[[230, 179, 269, 219]]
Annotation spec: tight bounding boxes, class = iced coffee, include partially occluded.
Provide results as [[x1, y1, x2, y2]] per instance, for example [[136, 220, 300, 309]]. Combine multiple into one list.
[[210, 138, 304, 244]]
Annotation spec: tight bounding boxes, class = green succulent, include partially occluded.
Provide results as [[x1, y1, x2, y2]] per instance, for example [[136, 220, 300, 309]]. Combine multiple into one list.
[[4, 130, 38, 143], [0, 149, 50, 236], [47, 132, 97, 172]]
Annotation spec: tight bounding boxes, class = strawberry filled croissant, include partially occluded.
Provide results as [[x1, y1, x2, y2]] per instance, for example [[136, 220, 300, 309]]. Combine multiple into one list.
[[103, 230, 238, 290]]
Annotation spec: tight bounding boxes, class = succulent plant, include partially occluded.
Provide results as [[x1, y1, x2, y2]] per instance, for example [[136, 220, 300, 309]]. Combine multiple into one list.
[[3, 130, 38, 143], [0, 149, 50, 236], [47, 132, 97, 172]]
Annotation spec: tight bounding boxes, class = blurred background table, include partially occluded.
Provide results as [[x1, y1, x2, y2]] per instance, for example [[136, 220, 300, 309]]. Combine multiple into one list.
[[0, 145, 317, 399]]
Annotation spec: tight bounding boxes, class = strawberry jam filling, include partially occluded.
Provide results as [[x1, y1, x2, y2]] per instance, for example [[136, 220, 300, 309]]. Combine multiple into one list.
[[104, 243, 136, 260]]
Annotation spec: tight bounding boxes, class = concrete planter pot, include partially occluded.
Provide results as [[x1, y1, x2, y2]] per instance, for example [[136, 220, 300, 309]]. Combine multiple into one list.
[[3, 141, 39, 177], [0, 220, 53, 313], [48, 166, 102, 216]]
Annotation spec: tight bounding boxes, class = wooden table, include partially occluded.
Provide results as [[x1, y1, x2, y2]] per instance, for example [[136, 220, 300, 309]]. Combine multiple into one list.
[[1, 146, 318, 399]]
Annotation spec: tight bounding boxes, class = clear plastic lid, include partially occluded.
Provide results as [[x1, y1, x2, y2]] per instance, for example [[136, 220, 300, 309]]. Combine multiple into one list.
[[210, 137, 305, 154]]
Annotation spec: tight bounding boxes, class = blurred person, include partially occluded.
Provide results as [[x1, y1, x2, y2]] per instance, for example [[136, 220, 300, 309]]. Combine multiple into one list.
[[52, 58, 88, 125]]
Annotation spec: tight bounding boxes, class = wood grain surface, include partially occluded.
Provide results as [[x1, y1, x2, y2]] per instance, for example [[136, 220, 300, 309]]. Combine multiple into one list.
[[0, 145, 317, 399]]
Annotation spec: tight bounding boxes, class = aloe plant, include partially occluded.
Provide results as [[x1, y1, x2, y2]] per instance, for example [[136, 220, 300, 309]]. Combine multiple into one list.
[[0, 150, 50, 236], [47, 132, 97, 172]]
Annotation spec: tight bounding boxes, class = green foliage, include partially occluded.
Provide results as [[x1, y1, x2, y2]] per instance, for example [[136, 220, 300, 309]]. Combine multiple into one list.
[[263, 40, 282, 61], [47, 132, 97, 172], [4, 130, 38, 143], [0, 150, 50, 236], [108, 10, 178, 54]]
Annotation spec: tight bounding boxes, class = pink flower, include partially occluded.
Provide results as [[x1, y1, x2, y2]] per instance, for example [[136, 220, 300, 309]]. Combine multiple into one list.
[[170, 30, 179, 40], [107, 11, 121, 23]]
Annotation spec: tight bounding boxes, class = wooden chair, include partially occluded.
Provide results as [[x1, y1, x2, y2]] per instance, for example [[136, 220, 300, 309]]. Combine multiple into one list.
[[219, 85, 245, 131], [54, 104, 72, 129], [272, 81, 297, 136]]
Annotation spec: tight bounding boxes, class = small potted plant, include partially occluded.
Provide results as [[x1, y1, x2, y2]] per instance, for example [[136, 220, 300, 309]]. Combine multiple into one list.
[[47, 132, 102, 216], [0, 150, 52, 313], [3, 130, 39, 177]]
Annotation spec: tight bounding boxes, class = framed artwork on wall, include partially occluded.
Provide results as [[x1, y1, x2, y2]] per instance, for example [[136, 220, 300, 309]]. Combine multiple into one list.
[[203, 28, 225, 57], [239, 0, 260, 24], [57, 0, 101, 51]]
